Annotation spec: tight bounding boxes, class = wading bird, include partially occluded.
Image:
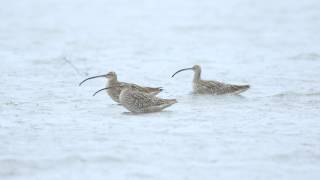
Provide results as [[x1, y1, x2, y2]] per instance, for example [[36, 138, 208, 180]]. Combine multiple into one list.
[[79, 71, 162, 103], [93, 85, 177, 113], [171, 65, 250, 95]]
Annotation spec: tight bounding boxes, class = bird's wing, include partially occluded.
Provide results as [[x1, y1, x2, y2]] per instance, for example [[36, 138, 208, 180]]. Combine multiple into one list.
[[201, 80, 249, 94], [142, 86, 163, 93], [202, 80, 226, 88], [198, 80, 225, 94], [129, 91, 155, 108], [125, 83, 162, 95], [130, 90, 167, 107]]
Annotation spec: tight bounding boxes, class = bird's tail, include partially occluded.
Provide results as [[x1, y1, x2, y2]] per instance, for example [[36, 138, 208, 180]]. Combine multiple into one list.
[[233, 85, 250, 94], [165, 99, 178, 106], [146, 87, 163, 95]]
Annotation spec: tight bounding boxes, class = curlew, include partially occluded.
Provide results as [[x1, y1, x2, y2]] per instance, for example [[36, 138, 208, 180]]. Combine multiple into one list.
[[171, 65, 250, 95], [93, 85, 177, 113], [79, 71, 162, 103]]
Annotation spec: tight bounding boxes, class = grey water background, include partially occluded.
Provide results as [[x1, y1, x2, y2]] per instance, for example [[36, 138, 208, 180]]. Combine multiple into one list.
[[1, 0, 320, 179]]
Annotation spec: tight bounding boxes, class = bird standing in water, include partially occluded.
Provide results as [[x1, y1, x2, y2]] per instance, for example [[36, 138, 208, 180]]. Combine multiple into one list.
[[79, 71, 162, 103], [93, 85, 177, 113], [171, 65, 250, 95]]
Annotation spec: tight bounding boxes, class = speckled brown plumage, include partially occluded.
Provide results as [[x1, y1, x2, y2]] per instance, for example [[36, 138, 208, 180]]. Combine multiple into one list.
[[172, 65, 250, 95], [119, 85, 177, 113], [80, 71, 162, 103]]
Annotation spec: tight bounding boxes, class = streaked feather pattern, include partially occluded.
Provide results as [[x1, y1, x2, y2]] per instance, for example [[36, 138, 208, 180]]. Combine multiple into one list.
[[105, 73, 162, 103], [172, 65, 250, 95], [195, 80, 250, 95], [119, 86, 177, 113]]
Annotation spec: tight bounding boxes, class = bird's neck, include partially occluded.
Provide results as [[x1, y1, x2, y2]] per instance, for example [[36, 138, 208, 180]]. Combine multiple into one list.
[[107, 77, 118, 86], [120, 88, 130, 96], [193, 69, 201, 82]]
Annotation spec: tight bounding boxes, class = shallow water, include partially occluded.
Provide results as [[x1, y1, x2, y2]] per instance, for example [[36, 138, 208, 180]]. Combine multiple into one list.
[[1, 0, 320, 179]]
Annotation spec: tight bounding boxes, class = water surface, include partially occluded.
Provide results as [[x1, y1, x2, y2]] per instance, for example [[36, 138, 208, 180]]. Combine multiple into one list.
[[0, 0, 320, 179]]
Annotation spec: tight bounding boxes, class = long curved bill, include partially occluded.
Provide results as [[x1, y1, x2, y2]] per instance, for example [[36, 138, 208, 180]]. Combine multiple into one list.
[[92, 87, 109, 96], [92, 85, 125, 96], [79, 75, 107, 86], [171, 68, 193, 78]]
